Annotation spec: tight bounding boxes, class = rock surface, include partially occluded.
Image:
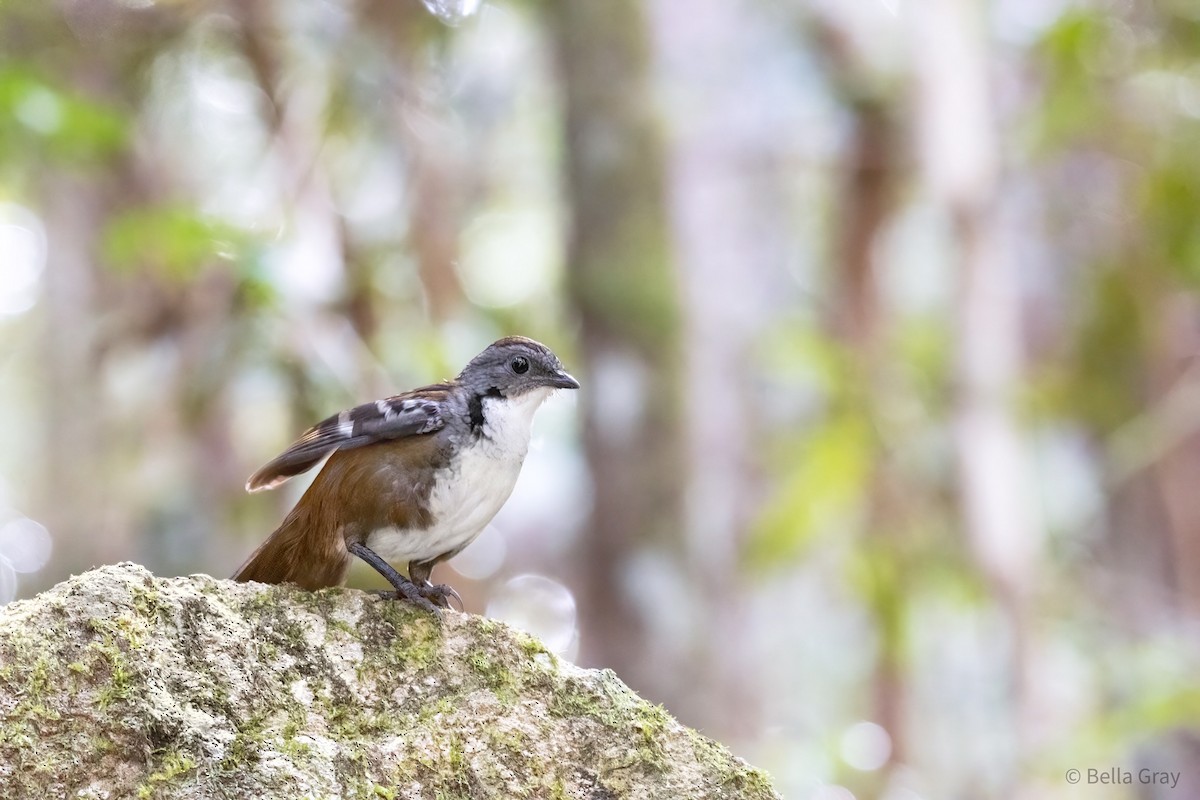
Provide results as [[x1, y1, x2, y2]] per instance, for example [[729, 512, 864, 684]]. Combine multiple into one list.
[[0, 563, 779, 799]]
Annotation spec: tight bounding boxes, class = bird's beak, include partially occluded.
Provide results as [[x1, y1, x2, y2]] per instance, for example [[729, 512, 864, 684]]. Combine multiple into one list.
[[548, 370, 580, 390]]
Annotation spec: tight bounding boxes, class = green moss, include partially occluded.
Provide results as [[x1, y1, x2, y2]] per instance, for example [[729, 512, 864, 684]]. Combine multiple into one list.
[[415, 696, 457, 725], [1, 651, 65, 734], [686, 729, 776, 794], [90, 735, 116, 756], [135, 750, 196, 799], [130, 584, 166, 622], [419, 730, 473, 798], [340, 777, 405, 800], [19, 700, 61, 722], [0, 630, 41, 689], [85, 613, 145, 712], [326, 616, 357, 637], [486, 723, 530, 755], [273, 615, 311, 653], [547, 673, 676, 777], [547, 677, 610, 721], [447, 732, 466, 771], [383, 608, 442, 669], [516, 632, 554, 663], [94, 660, 134, 709], [467, 648, 519, 703], [328, 705, 396, 741], [279, 734, 314, 760], [631, 702, 670, 772], [257, 641, 279, 662], [219, 730, 258, 771]]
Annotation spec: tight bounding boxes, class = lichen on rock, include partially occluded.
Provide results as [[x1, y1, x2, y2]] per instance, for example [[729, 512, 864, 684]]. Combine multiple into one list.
[[0, 563, 779, 799]]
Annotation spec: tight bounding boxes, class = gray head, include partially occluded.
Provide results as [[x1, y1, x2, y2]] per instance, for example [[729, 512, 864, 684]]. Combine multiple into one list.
[[458, 336, 580, 397]]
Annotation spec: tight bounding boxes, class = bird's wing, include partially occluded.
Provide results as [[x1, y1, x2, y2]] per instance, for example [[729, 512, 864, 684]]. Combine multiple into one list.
[[245, 387, 449, 492]]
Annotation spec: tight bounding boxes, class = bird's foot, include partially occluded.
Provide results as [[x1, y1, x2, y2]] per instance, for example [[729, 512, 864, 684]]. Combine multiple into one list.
[[368, 581, 441, 615], [368, 580, 461, 614], [416, 581, 463, 612]]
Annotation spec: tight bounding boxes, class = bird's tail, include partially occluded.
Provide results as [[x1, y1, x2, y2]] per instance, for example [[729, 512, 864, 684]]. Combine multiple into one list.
[[232, 507, 352, 591]]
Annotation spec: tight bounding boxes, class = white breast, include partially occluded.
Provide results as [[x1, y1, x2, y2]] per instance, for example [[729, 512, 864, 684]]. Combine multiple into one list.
[[365, 388, 552, 566]]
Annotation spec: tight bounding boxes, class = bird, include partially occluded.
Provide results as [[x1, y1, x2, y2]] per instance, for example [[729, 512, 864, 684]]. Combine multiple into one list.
[[232, 336, 579, 612]]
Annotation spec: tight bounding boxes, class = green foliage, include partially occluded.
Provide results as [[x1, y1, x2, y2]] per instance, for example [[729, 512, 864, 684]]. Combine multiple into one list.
[[1030, 4, 1200, 439], [746, 319, 956, 571], [0, 67, 127, 166], [1032, 12, 1116, 150], [747, 411, 872, 568], [102, 205, 247, 279], [98, 204, 276, 310], [1139, 163, 1200, 287], [1055, 266, 1146, 431], [746, 330, 876, 568]]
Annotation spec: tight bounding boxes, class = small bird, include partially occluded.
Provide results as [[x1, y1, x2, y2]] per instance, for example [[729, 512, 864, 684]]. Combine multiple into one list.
[[232, 336, 579, 612]]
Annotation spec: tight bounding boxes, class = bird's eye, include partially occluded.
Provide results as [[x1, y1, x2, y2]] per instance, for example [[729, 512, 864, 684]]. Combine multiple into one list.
[[511, 356, 530, 374]]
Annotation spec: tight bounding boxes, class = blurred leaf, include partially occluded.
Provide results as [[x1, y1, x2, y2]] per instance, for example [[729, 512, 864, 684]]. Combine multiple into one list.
[[1045, 683, 1200, 768], [103, 206, 247, 280], [746, 412, 872, 569], [0, 67, 127, 165], [1139, 164, 1200, 288], [1031, 12, 1114, 150], [760, 323, 853, 393], [1070, 266, 1142, 431], [233, 252, 279, 312], [846, 544, 903, 643], [1119, 687, 1200, 734], [894, 317, 952, 409]]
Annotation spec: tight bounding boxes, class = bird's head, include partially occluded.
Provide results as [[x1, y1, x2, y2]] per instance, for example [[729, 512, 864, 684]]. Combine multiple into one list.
[[458, 336, 580, 398]]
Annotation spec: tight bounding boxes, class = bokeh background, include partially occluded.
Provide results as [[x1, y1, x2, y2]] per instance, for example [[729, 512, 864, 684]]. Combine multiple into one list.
[[2, 0, 1200, 797]]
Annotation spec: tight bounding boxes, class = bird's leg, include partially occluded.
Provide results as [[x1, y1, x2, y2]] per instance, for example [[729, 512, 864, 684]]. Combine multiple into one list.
[[347, 541, 439, 614], [408, 559, 462, 611]]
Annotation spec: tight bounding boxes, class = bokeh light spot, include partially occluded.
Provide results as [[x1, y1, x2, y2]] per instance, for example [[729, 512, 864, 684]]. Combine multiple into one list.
[[459, 211, 558, 309], [451, 526, 507, 580], [0, 517, 52, 574], [15, 86, 63, 134], [0, 205, 48, 317], [486, 574, 577, 658], [421, 0, 483, 26], [0, 556, 16, 605], [840, 721, 892, 772]]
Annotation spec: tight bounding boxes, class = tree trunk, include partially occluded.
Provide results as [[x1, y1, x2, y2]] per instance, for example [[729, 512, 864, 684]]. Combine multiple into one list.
[[37, 173, 111, 575], [910, 0, 1040, 789], [547, 0, 685, 703], [646, 0, 782, 739]]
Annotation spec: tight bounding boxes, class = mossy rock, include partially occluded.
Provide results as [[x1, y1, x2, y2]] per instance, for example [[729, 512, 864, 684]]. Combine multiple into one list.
[[0, 563, 779, 799]]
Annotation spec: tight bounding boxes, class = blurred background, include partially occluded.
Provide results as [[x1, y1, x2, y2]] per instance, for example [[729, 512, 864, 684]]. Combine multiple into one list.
[[2, 0, 1199, 797]]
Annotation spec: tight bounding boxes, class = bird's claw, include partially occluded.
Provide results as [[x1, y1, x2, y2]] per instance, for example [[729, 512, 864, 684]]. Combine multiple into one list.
[[369, 581, 462, 614], [419, 582, 463, 612]]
